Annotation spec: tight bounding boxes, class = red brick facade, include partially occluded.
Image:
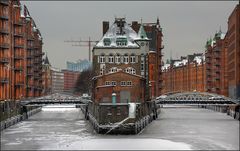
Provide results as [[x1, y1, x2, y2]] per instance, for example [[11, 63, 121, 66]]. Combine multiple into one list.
[[131, 19, 163, 97], [0, 0, 43, 101], [92, 71, 146, 103], [205, 31, 228, 96], [226, 4, 240, 99], [162, 54, 205, 94], [62, 69, 80, 92]]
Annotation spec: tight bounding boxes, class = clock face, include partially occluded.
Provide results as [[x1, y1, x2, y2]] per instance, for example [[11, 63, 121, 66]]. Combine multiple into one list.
[[141, 42, 145, 46]]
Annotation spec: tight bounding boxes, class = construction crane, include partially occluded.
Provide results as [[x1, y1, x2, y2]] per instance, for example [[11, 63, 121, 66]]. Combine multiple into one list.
[[64, 37, 98, 62]]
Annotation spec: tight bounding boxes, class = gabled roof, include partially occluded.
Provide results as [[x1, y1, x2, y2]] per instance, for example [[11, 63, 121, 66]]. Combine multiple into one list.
[[95, 18, 149, 48], [43, 54, 50, 65], [136, 24, 149, 40], [92, 70, 145, 80]]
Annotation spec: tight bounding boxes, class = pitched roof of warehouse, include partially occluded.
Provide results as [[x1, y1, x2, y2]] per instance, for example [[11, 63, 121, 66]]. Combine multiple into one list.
[[95, 18, 149, 48]]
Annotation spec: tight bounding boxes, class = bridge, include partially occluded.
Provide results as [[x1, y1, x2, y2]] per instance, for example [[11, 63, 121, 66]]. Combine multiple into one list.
[[20, 92, 239, 106], [20, 95, 89, 106], [155, 92, 239, 106]]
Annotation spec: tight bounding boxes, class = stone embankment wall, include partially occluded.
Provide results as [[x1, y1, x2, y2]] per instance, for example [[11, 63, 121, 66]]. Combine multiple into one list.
[[0, 107, 42, 131], [199, 105, 240, 120]]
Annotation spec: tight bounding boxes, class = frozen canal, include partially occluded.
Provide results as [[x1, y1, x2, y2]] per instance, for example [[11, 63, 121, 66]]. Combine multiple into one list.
[[1, 105, 239, 150]]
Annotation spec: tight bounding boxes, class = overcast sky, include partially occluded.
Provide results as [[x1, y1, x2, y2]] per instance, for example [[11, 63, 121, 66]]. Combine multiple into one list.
[[22, 1, 238, 69]]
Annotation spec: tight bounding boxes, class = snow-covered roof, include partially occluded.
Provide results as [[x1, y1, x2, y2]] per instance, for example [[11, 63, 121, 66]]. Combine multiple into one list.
[[161, 63, 170, 71], [220, 33, 226, 40], [95, 18, 148, 48], [193, 55, 203, 65]]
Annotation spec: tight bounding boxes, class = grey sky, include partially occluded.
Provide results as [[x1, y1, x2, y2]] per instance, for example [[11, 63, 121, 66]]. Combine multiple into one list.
[[22, 1, 238, 69]]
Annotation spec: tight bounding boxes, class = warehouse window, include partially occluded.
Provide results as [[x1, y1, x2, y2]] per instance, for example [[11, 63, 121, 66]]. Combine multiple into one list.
[[125, 67, 136, 75], [115, 54, 121, 64], [127, 81, 132, 86], [123, 54, 129, 64], [100, 54, 105, 63], [105, 81, 111, 86], [120, 81, 126, 86], [108, 54, 114, 63], [112, 81, 117, 86], [130, 54, 136, 63]]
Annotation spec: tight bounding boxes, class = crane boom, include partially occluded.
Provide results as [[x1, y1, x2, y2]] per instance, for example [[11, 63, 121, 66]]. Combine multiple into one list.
[[64, 37, 98, 62]]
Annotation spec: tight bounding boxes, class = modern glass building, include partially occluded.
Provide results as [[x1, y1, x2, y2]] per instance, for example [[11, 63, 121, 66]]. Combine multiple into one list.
[[66, 59, 91, 72]]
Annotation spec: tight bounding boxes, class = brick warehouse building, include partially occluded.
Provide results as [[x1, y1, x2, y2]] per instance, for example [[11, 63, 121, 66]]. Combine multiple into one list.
[[92, 18, 162, 102], [161, 4, 239, 98], [42, 55, 52, 95], [131, 18, 163, 97], [0, 0, 43, 101], [62, 69, 80, 92], [101, 18, 163, 99], [0, 0, 43, 122], [226, 4, 240, 99], [205, 30, 228, 96], [161, 53, 205, 94]]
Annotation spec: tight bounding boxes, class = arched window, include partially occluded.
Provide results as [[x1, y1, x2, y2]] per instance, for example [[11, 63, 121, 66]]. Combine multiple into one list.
[[108, 53, 114, 63], [130, 53, 136, 63], [115, 53, 121, 64], [109, 67, 118, 73], [100, 53, 105, 63], [125, 67, 136, 75], [123, 54, 129, 64]]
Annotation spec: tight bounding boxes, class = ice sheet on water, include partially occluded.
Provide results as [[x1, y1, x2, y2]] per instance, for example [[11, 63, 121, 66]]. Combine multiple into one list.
[[41, 105, 77, 112], [55, 138, 192, 150]]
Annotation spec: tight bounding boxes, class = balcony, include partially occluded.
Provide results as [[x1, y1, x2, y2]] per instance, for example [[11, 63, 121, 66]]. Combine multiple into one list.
[[14, 55, 24, 60], [34, 69, 39, 72], [14, 44, 24, 49], [15, 82, 24, 87], [0, 78, 9, 84], [0, 43, 9, 49], [34, 76, 40, 80], [14, 20, 23, 26], [27, 85, 33, 89], [14, 66, 23, 71], [27, 73, 33, 76], [0, 15, 9, 20], [27, 64, 33, 68], [27, 37, 34, 41], [27, 47, 34, 50], [14, 32, 24, 37], [0, 1, 9, 5], [0, 58, 9, 64], [0, 28, 9, 34], [27, 56, 33, 59]]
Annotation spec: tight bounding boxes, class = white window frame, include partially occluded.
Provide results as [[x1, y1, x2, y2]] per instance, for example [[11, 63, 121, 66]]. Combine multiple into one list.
[[115, 55, 121, 64], [112, 81, 117, 86], [123, 55, 129, 64], [125, 67, 136, 75], [120, 81, 126, 86], [108, 55, 114, 63], [100, 55, 105, 63], [105, 81, 111, 86], [130, 55, 136, 63], [127, 81, 132, 86]]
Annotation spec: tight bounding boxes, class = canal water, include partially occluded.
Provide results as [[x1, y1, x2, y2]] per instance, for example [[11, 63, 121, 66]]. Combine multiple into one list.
[[1, 105, 239, 150]]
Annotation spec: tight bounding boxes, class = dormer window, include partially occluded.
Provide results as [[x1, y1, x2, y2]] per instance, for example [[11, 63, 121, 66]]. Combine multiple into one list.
[[103, 38, 111, 46], [116, 37, 127, 46]]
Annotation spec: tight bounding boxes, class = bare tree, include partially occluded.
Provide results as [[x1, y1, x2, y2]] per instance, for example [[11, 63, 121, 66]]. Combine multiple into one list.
[[74, 67, 94, 94]]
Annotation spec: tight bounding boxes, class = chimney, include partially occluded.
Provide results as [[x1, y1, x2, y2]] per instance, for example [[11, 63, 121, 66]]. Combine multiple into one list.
[[102, 21, 109, 36], [131, 21, 139, 32]]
